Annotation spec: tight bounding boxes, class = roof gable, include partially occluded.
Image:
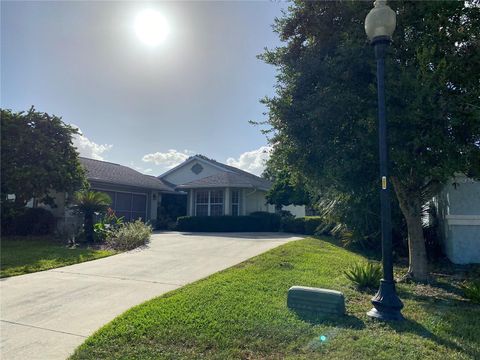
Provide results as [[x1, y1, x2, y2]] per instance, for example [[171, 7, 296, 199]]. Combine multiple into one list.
[[159, 155, 234, 179], [159, 154, 271, 190]]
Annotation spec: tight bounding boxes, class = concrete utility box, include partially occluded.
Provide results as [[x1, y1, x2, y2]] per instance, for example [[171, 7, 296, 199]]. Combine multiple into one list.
[[287, 286, 345, 316]]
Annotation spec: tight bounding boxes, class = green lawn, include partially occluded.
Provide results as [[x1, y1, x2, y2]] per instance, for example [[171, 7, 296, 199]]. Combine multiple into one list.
[[71, 238, 479, 360], [1, 236, 116, 278]]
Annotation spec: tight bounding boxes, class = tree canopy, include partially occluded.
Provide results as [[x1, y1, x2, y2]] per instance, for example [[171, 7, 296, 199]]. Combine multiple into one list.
[[261, 0, 480, 281], [1, 107, 86, 206], [265, 169, 311, 208]]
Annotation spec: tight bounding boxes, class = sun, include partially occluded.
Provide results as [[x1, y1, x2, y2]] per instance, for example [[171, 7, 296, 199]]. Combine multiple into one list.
[[134, 9, 169, 46]]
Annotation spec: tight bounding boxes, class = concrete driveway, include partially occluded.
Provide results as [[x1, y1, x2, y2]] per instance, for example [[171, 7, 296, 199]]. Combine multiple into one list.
[[0, 232, 300, 360]]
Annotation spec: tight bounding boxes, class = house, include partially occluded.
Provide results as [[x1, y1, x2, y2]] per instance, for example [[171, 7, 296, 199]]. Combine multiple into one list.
[[433, 175, 480, 264], [159, 155, 305, 218], [78, 157, 179, 221], [47, 157, 178, 228], [50, 155, 305, 228]]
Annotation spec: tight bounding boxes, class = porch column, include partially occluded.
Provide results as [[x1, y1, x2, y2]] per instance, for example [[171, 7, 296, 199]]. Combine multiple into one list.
[[224, 187, 231, 215], [242, 189, 247, 215], [189, 189, 195, 216]]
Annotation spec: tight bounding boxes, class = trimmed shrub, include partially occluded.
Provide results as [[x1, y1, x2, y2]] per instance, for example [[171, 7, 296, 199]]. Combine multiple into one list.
[[303, 216, 324, 235], [176, 215, 281, 232], [250, 212, 282, 231], [281, 216, 324, 235], [344, 262, 382, 290], [282, 217, 306, 234], [1, 202, 24, 235], [106, 220, 152, 250], [12, 208, 56, 236]]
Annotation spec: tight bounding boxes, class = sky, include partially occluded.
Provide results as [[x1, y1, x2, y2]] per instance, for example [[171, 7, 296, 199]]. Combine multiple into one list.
[[1, 0, 287, 176]]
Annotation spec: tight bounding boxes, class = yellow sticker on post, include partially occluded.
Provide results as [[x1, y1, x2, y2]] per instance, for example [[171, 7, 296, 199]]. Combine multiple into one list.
[[382, 176, 387, 189]]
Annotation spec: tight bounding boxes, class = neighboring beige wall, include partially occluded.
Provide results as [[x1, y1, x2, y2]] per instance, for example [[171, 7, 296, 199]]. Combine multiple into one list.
[[242, 190, 306, 217], [184, 187, 306, 218], [162, 159, 226, 185], [281, 204, 306, 218]]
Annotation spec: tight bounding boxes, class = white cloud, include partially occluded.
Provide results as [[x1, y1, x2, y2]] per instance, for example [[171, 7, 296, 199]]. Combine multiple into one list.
[[71, 125, 112, 160], [142, 149, 194, 169], [226, 146, 272, 176], [132, 164, 154, 175]]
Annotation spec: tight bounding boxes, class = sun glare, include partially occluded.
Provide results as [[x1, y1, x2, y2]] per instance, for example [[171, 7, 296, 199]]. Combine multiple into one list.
[[134, 9, 169, 46]]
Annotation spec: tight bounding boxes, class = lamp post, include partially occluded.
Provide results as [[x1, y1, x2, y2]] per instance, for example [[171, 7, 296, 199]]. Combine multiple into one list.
[[365, 0, 404, 321]]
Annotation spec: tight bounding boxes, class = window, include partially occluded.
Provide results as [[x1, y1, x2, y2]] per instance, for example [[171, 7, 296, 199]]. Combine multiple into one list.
[[102, 191, 116, 209], [191, 163, 204, 174], [195, 189, 224, 216], [132, 194, 147, 220], [231, 190, 240, 216], [210, 190, 224, 216], [195, 190, 209, 216], [92, 189, 147, 221]]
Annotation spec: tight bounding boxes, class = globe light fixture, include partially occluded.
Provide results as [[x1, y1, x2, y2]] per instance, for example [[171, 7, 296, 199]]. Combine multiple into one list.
[[364, 0, 404, 321], [365, 0, 397, 43]]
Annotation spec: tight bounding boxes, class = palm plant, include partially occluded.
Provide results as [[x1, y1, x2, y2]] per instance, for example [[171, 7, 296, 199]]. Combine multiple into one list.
[[74, 190, 111, 243], [344, 262, 383, 291]]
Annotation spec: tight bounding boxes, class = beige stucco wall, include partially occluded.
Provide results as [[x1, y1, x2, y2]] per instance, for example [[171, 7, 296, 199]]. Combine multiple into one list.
[[245, 190, 270, 214], [35, 191, 82, 231], [36, 191, 66, 218]]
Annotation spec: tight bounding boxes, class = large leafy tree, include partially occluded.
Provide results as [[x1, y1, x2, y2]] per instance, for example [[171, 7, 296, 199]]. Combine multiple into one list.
[[264, 169, 311, 210], [1, 107, 86, 206], [261, 1, 480, 281]]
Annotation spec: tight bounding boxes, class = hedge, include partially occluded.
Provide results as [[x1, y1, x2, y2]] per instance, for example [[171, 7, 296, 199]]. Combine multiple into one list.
[[177, 212, 281, 232], [176, 214, 323, 234], [282, 216, 324, 235], [1, 207, 56, 236]]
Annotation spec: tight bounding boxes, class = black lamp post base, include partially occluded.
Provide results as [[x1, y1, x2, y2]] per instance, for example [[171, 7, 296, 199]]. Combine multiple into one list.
[[367, 279, 404, 321]]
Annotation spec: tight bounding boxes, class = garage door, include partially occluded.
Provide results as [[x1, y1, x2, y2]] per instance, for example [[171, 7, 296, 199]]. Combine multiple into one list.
[[99, 190, 147, 221]]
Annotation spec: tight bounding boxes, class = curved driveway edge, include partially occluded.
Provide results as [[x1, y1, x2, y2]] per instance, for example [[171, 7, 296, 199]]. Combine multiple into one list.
[[0, 232, 301, 360]]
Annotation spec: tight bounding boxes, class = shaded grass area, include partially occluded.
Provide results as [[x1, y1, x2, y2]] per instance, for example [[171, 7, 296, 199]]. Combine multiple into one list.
[[1, 236, 116, 278], [71, 238, 479, 360]]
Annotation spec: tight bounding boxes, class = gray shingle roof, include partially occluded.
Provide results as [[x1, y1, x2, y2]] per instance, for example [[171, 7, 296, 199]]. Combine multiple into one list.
[[176, 156, 272, 190], [80, 157, 176, 192]]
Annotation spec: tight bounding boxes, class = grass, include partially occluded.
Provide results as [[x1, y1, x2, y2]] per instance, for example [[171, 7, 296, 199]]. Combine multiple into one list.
[[71, 237, 479, 360], [1, 236, 116, 278]]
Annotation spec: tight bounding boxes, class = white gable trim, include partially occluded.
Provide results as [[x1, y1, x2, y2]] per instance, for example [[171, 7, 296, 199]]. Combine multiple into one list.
[[158, 156, 234, 179]]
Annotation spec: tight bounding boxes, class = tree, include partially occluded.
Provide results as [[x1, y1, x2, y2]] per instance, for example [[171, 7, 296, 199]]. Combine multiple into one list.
[[1, 107, 86, 206], [74, 190, 111, 243], [260, 1, 480, 281], [265, 169, 311, 210]]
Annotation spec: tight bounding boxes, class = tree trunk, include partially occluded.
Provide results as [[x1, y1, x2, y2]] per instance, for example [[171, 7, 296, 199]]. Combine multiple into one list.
[[391, 177, 429, 282], [84, 213, 94, 243]]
